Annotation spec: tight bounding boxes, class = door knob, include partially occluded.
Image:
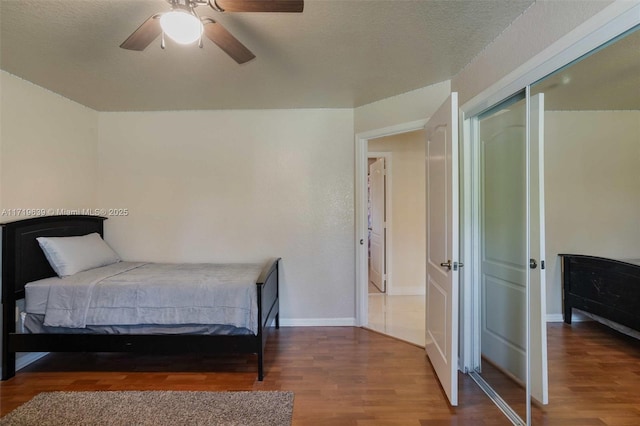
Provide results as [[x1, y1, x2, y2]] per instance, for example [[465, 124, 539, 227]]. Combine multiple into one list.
[[440, 260, 452, 270], [530, 258, 538, 269]]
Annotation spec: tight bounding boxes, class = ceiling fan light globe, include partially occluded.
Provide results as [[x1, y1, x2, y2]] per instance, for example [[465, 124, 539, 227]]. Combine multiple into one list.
[[160, 11, 203, 45]]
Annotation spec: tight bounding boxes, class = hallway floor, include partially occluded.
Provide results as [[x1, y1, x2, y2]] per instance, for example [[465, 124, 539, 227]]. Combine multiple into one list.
[[367, 292, 425, 347]]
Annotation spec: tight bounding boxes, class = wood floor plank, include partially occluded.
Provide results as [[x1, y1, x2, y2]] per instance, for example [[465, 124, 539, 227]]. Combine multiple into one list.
[[1, 323, 639, 424]]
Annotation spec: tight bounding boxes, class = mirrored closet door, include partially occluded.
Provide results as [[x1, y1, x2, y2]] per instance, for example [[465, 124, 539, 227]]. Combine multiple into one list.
[[475, 93, 529, 423]]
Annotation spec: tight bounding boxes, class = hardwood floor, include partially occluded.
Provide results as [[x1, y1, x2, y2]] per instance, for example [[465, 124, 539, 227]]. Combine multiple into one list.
[[537, 322, 640, 425], [1, 322, 640, 425]]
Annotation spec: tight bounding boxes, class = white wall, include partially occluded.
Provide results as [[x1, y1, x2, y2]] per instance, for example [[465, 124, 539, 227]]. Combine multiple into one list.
[[97, 109, 355, 323], [369, 130, 426, 295], [544, 110, 640, 315], [0, 71, 98, 214]]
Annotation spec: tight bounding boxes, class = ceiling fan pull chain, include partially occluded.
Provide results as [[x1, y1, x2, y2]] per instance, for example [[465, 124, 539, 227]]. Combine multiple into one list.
[[161, 32, 166, 50], [191, 7, 204, 48]]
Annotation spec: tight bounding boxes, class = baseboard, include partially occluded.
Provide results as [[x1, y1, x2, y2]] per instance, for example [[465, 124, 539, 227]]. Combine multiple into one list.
[[279, 317, 357, 327], [387, 287, 425, 296], [546, 313, 591, 323], [546, 314, 564, 323]]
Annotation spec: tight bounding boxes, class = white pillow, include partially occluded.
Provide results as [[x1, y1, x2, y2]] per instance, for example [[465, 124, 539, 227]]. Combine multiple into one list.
[[36, 232, 121, 277]]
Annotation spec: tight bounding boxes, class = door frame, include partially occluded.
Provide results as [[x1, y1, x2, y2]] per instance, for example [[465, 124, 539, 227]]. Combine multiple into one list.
[[355, 119, 427, 326], [367, 152, 392, 294]]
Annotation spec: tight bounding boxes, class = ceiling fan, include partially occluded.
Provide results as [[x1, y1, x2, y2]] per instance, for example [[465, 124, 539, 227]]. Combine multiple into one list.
[[120, 0, 304, 64]]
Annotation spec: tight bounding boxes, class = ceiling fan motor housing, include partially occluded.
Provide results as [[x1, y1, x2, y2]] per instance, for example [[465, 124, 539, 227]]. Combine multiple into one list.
[[166, 0, 200, 13]]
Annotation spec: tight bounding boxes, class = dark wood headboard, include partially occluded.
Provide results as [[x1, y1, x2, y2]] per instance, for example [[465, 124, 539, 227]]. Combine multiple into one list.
[[1, 215, 107, 301]]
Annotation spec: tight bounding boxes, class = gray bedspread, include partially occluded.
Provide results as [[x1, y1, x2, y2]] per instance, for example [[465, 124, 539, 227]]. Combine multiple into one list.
[[36, 262, 264, 334]]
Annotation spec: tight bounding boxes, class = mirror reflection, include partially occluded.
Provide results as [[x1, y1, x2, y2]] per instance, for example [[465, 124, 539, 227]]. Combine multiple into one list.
[[477, 94, 528, 421]]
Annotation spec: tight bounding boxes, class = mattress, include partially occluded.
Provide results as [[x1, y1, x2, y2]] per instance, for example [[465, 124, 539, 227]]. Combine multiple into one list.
[[24, 261, 264, 333], [25, 280, 50, 315], [23, 313, 253, 336]]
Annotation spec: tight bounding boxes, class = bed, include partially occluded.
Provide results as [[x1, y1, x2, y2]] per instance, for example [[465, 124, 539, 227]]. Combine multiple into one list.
[[1, 215, 280, 381], [561, 254, 640, 335]]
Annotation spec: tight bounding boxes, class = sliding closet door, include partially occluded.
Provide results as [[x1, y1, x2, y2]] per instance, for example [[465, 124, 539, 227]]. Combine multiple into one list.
[[528, 92, 548, 405], [477, 94, 528, 422], [471, 89, 548, 424]]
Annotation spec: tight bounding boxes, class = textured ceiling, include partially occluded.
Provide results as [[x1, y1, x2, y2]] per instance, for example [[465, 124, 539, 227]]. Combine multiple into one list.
[[0, 0, 535, 111]]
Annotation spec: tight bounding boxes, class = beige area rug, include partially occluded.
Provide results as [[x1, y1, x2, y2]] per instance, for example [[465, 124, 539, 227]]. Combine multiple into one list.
[[0, 391, 294, 426]]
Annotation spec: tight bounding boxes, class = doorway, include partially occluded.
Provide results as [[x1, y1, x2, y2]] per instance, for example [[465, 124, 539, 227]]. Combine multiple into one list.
[[355, 120, 428, 347], [366, 131, 426, 346]]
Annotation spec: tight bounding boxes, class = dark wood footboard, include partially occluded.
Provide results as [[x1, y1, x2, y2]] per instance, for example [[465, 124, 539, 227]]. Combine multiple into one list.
[[256, 257, 280, 380], [1, 215, 280, 381], [561, 254, 640, 332]]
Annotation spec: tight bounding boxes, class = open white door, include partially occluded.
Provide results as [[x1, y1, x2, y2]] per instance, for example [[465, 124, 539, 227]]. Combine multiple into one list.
[[425, 93, 459, 406], [369, 158, 386, 292], [528, 92, 548, 406]]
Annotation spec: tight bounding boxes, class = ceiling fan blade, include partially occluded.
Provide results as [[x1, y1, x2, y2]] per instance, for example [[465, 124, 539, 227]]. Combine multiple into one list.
[[203, 19, 256, 64], [213, 0, 303, 13], [120, 14, 162, 51]]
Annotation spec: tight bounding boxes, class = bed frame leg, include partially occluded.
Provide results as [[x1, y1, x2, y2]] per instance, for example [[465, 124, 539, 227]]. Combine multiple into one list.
[[1, 345, 16, 380], [275, 313, 280, 329], [1, 352, 16, 381], [257, 351, 264, 381]]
